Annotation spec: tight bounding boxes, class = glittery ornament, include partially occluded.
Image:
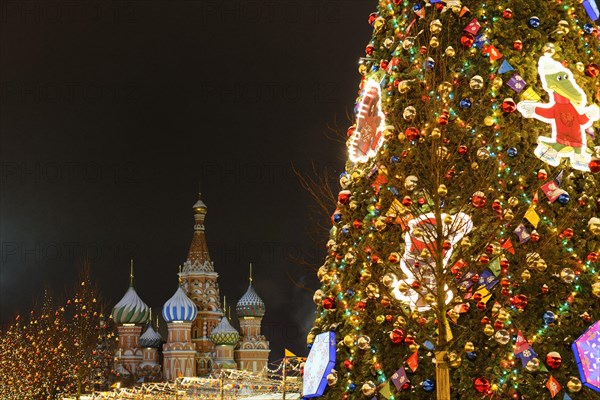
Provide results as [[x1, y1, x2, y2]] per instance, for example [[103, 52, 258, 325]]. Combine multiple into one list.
[[474, 377, 491, 393], [361, 381, 377, 396], [545, 351, 562, 369], [526, 358, 540, 372], [560, 268, 575, 283], [567, 377, 582, 392]]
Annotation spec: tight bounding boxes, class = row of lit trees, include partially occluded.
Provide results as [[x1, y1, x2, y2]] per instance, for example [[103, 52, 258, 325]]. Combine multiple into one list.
[[0, 263, 117, 400]]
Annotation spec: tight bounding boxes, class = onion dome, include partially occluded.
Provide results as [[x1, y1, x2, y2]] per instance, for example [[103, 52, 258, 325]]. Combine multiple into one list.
[[210, 316, 240, 346], [236, 285, 265, 318], [162, 287, 198, 323], [112, 286, 150, 325], [139, 324, 163, 348]]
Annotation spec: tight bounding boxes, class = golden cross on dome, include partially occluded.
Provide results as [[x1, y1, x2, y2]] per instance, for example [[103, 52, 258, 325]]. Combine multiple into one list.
[[129, 259, 134, 287], [249, 262, 253, 286]]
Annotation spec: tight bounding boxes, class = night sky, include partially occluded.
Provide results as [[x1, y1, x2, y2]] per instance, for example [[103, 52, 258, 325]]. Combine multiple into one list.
[[0, 1, 374, 359]]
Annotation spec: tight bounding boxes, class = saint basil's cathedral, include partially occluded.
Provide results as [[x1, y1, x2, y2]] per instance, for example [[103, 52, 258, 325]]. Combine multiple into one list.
[[110, 196, 270, 381]]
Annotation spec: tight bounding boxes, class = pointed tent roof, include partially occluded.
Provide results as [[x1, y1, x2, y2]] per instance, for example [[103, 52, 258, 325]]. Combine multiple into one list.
[[183, 194, 214, 273]]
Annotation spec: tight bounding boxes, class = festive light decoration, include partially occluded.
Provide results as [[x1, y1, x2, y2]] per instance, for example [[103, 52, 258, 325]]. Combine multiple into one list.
[[517, 55, 600, 171], [572, 320, 600, 392], [348, 78, 386, 163], [303, 332, 336, 398]]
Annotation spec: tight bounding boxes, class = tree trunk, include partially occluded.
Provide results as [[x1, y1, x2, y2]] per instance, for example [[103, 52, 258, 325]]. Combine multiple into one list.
[[435, 351, 450, 400]]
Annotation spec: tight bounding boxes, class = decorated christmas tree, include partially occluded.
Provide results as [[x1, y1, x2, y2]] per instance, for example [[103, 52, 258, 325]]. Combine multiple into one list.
[[306, 1, 600, 399]]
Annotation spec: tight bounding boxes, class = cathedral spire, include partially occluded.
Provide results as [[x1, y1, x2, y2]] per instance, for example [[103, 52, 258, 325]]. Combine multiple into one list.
[[183, 193, 214, 273]]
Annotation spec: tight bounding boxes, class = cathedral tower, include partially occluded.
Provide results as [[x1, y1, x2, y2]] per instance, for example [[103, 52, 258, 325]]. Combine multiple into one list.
[[162, 285, 198, 380], [235, 266, 270, 372], [111, 262, 150, 377], [179, 194, 223, 374]]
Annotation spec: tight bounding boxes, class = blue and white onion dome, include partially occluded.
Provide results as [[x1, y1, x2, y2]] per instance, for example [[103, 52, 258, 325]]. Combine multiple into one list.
[[112, 286, 150, 324], [162, 287, 198, 323], [236, 285, 265, 318], [139, 324, 163, 348], [210, 316, 240, 346]]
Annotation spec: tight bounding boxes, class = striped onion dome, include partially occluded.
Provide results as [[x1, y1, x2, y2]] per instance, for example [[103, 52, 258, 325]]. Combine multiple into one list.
[[210, 316, 240, 346], [162, 287, 198, 322], [112, 286, 150, 324], [139, 324, 163, 348], [236, 285, 265, 318]]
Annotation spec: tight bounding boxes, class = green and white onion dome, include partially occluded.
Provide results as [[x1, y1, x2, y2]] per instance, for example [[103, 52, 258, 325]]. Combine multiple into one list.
[[139, 324, 163, 348], [210, 316, 240, 346], [236, 285, 265, 318], [162, 287, 198, 322], [112, 286, 150, 324]]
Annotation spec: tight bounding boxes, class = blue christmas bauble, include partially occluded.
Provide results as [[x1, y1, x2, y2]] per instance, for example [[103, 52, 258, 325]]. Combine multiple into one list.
[[543, 311, 557, 325], [348, 383, 357, 391], [584, 23, 594, 34], [412, 3, 422, 12], [333, 213, 342, 223], [558, 193, 570, 204], [507, 147, 518, 157], [346, 289, 355, 298], [422, 379, 435, 392], [467, 351, 477, 361], [341, 227, 350, 236], [390, 155, 400, 163], [425, 57, 435, 70], [459, 98, 472, 109], [528, 16, 540, 29]]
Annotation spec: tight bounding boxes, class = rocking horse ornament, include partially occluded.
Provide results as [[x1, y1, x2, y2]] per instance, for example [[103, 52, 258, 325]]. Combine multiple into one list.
[[348, 78, 386, 163], [517, 54, 599, 171]]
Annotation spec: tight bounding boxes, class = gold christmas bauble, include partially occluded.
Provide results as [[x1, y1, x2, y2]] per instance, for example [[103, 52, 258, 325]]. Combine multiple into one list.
[[484, 324, 495, 336], [526, 357, 540, 372], [484, 116, 495, 126], [536, 260, 548, 272], [445, 46, 456, 57], [343, 334, 355, 347], [592, 282, 600, 297], [521, 269, 532, 281], [464, 342, 475, 352], [429, 36, 440, 48], [567, 377, 582, 392], [430, 19, 443, 34], [431, 128, 441, 139], [438, 184, 448, 196]]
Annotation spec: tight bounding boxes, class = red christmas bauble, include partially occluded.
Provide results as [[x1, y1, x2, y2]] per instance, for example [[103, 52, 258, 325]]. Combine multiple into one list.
[[502, 9, 513, 19], [474, 377, 491, 393], [322, 297, 336, 310], [513, 40, 523, 51], [545, 352, 562, 369], [402, 196, 413, 206], [589, 158, 600, 173], [338, 191, 351, 205], [390, 328, 406, 344], [511, 294, 528, 309], [461, 33, 475, 47], [471, 192, 487, 208], [586, 63, 600, 78], [352, 219, 362, 229], [365, 44, 374, 56], [368, 13, 378, 26], [458, 145, 469, 155], [405, 127, 420, 141], [502, 98, 517, 113]]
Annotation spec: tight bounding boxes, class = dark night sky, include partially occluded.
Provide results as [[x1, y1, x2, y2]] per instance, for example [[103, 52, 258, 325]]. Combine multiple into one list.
[[0, 1, 374, 358]]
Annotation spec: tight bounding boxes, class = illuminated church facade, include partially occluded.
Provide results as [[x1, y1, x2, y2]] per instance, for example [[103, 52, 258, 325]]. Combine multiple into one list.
[[111, 196, 270, 381]]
